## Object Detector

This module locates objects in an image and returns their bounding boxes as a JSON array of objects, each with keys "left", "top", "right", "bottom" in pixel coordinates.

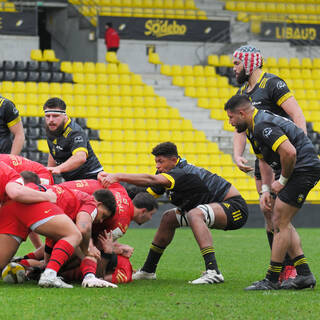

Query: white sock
[
  {"left": 84, "top": 273, "right": 95, "bottom": 280},
  {"left": 44, "top": 268, "right": 57, "bottom": 277}
]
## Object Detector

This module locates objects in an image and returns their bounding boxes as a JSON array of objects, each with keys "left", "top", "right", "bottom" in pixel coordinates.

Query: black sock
[
  {"left": 201, "top": 246, "right": 219, "bottom": 272},
  {"left": 141, "top": 243, "right": 165, "bottom": 273},
  {"left": 292, "top": 255, "right": 311, "bottom": 276},
  {"left": 266, "top": 261, "right": 283, "bottom": 283}
]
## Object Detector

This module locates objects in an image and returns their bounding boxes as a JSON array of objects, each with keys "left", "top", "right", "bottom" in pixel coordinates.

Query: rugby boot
[
  {"left": 245, "top": 278, "right": 280, "bottom": 290},
  {"left": 281, "top": 273, "right": 316, "bottom": 290}
]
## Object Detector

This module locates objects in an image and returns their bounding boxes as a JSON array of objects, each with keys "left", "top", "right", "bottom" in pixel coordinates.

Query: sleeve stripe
[
  {"left": 272, "top": 135, "right": 288, "bottom": 152},
  {"left": 277, "top": 92, "right": 293, "bottom": 106},
  {"left": 7, "top": 116, "right": 21, "bottom": 128},
  {"left": 146, "top": 187, "right": 161, "bottom": 198},
  {"left": 255, "top": 153, "right": 263, "bottom": 159},
  {"left": 71, "top": 147, "right": 88, "bottom": 155},
  {"left": 161, "top": 173, "right": 175, "bottom": 190}
]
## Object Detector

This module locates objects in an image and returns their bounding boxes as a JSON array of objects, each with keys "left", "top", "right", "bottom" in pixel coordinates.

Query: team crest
[
  {"left": 297, "top": 194, "right": 305, "bottom": 204},
  {"left": 276, "top": 81, "right": 286, "bottom": 89},
  {"left": 222, "top": 202, "right": 230, "bottom": 209},
  {"left": 74, "top": 136, "right": 84, "bottom": 143},
  {"left": 263, "top": 127, "right": 272, "bottom": 138}
]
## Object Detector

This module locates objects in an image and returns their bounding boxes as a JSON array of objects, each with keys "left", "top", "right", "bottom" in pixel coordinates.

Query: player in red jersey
[
  {"left": 0, "top": 154, "right": 54, "bottom": 185},
  {"left": 59, "top": 179, "right": 159, "bottom": 240}
]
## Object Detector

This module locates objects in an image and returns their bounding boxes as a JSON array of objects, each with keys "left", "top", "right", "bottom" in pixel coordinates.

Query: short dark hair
[
  {"left": 224, "top": 94, "right": 251, "bottom": 112},
  {"left": 151, "top": 142, "right": 178, "bottom": 157},
  {"left": 133, "top": 192, "right": 159, "bottom": 211},
  {"left": 106, "top": 22, "right": 113, "bottom": 28},
  {"left": 20, "top": 171, "right": 41, "bottom": 184},
  {"left": 43, "top": 97, "right": 66, "bottom": 111},
  {"left": 93, "top": 189, "right": 117, "bottom": 218}
]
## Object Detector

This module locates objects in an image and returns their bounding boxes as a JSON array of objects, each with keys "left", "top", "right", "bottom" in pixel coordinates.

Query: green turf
[{"left": 2, "top": 228, "right": 320, "bottom": 320}]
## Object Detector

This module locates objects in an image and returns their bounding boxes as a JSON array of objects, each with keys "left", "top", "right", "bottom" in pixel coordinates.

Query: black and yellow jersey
[
  {"left": 247, "top": 109, "right": 320, "bottom": 172},
  {"left": 147, "top": 158, "right": 231, "bottom": 212},
  {"left": 237, "top": 72, "right": 293, "bottom": 118},
  {"left": 0, "top": 96, "right": 21, "bottom": 153},
  {"left": 47, "top": 118, "right": 103, "bottom": 181}
]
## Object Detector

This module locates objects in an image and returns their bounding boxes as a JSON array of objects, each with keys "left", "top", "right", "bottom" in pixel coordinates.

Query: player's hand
[
  {"left": 98, "top": 230, "right": 113, "bottom": 254},
  {"left": 88, "top": 245, "right": 101, "bottom": 260},
  {"left": 234, "top": 156, "right": 253, "bottom": 173},
  {"left": 45, "top": 189, "right": 57, "bottom": 203},
  {"left": 121, "top": 245, "right": 134, "bottom": 258},
  {"left": 99, "top": 174, "right": 119, "bottom": 188},
  {"left": 271, "top": 180, "right": 284, "bottom": 195},
  {"left": 260, "top": 192, "right": 272, "bottom": 212},
  {"left": 47, "top": 166, "right": 62, "bottom": 175}
]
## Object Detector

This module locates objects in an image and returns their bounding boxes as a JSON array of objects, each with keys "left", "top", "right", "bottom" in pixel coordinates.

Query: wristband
[
  {"left": 279, "top": 175, "right": 288, "bottom": 186},
  {"left": 100, "top": 250, "right": 113, "bottom": 260},
  {"left": 261, "top": 184, "right": 271, "bottom": 193}
]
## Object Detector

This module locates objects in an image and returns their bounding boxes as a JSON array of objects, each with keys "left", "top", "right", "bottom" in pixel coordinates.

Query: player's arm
[
  {"left": 75, "top": 211, "right": 92, "bottom": 256},
  {"left": 281, "top": 96, "right": 307, "bottom": 134},
  {"left": 233, "top": 131, "right": 253, "bottom": 172},
  {"left": 99, "top": 172, "right": 172, "bottom": 188},
  {"left": 47, "top": 153, "right": 56, "bottom": 167},
  {"left": 9, "top": 121, "right": 25, "bottom": 155},
  {"left": 5, "top": 182, "right": 57, "bottom": 203},
  {"left": 271, "top": 139, "right": 296, "bottom": 194},
  {"left": 48, "top": 151, "right": 87, "bottom": 175}
]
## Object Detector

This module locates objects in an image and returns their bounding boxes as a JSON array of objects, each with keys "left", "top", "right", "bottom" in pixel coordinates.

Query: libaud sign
[
  {"left": 260, "top": 22, "right": 320, "bottom": 45},
  {"left": 98, "top": 16, "right": 230, "bottom": 42}
]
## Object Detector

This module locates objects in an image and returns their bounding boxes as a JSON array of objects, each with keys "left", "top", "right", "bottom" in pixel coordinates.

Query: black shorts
[
  {"left": 219, "top": 195, "right": 248, "bottom": 230},
  {"left": 254, "top": 158, "right": 281, "bottom": 180},
  {"left": 278, "top": 170, "right": 320, "bottom": 208}
]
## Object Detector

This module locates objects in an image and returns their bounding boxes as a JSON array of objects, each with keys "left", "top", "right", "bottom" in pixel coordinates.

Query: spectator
[{"left": 104, "top": 22, "right": 120, "bottom": 53}]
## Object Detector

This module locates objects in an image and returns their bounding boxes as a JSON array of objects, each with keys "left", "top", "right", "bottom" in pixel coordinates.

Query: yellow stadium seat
[
  {"left": 83, "top": 62, "right": 96, "bottom": 73},
  {"left": 208, "top": 55, "right": 219, "bottom": 66},
  {"left": 61, "top": 83, "right": 73, "bottom": 95},
  {"left": 85, "top": 84, "right": 97, "bottom": 95},
  {"left": 107, "top": 74, "right": 119, "bottom": 85},
  {"left": 106, "top": 52, "right": 119, "bottom": 64},
  {"left": 95, "top": 63, "right": 107, "bottom": 74},
  {"left": 118, "top": 63, "right": 130, "bottom": 74},
  {"left": 160, "top": 64, "right": 171, "bottom": 76},
  {"left": 13, "top": 82, "right": 26, "bottom": 94},
  {"left": 132, "top": 96, "right": 144, "bottom": 108},
  {"left": 106, "top": 63, "right": 118, "bottom": 74},
  {"left": 219, "top": 55, "right": 233, "bottom": 67},
  {"left": 301, "top": 57, "right": 312, "bottom": 69},
  {"left": 173, "top": 0, "right": 184, "bottom": 9},
  {"left": 171, "top": 65, "right": 182, "bottom": 76},
  {"left": 42, "top": 49, "right": 59, "bottom": 62},
  {"left": 204, "top": 66, "right": 216, "bottom": 77},
  {"left": 155, "top": 96, "right": 168, "bottom": 108},
  {"left": 278, "top": 57, "right": 289, "bottom": 68},
  {"left": 73, "top": 73, "right": 85, "bottom": 83},
  {"left": 206, "top": 77, "right": 217, "bottom": 87},
  {"left": 73, "top": 96, "right": 86, "bottom": 107},
  {"left": 131, "top": 85, "right": 144, "bottom": 96},
  {"left": 264, "top": 57, "right": 277, "bottom": 68},
  {"left": 72, "top": 62, "right": 84, "bottom": 73},
  {"left": 96, "top": 74, "right": 108, "bottom": 85},
  {"left": 73, "top": 83, "right": 85, "bottom": 95},
  {"left": 290, "top": 68, "right": 301, "bottom": 78},
  {"left": 131, "top": 74, "right": 143, "bottom": 85},
  {"left": 14, "top": 93, "right": 25, "bottom": 105},
  {"left": 279, "top": 68, "right": 291, "bottom": 80},
  {"left": 193, "top": 65, "right": 204, "bottom": 77},
  {"left": 25, "top": 82, "right": 38, "bottom": 94},
  {"left": 289, "top": 57, "right": 301, "bottom": 69},
  {"left": 301, "top": 69, "right": 311, "bottom": 80},
  {"left": 185, "top": 87, "right": 196, "bottom": 98},
  {"left": 49, "top": 83, "right": 62, "bottom": 95},
  {"left": 149, "top": 53, "right": 162, "bottom": 65},
  {"left": 84, "top": 73, "right": 96, "bottom": 84},
  {"left": 183, "top": 76, "right": 194, "bottom": 87},
  {"left": 60, "top": 61, "right": 73, "bottom": 73},
  {"left": 30, "top": 49, "right": 43, "bottom": 61}
]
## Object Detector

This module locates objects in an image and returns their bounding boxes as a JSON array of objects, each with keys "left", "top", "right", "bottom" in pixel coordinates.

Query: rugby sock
[
  {"left": 46, "top": 239, "right": 74, "bottom": 273},
  {"left": 23, "top": 252, "right": 36, "bottom": 260},
  {"left": 266, "top": 261, "right": 283, "bottom": 283},
  {"left": 141, "top": 243, "right": 165, "bottom": 273},
  {"left": 201, "top": 246, "right": 219, "bottom": 272},
  {"left": 293, "top": 255, "right": 311, "bottom": 276},
  {"left": 80, "top": 258, "right": 97, "bottom": 278}
]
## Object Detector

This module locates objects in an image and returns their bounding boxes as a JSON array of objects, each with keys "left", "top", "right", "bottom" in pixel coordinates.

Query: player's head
[
  {"left": 105, "top": 22, "right": 112, "bottom": 29},
  {"left": 132, "top": 192, "right": 159, "bottom": 225},
  {"left": 224, "top": 95, "right": 253, "bottom": 133},
  {"left": 151, "top": 142, "right": 179, "bottom": 173},
  {"left": 43, "top": 97, "right": 68, "bottom": 137},
  {"left": 93, "top": 189, "right": 117, "bottom": 223},
  {"left": 20, "top": 171, "right": 41, "bottom": 185},
  {"left": 233, "top": 45, "right": 263, "bottom": 84}
]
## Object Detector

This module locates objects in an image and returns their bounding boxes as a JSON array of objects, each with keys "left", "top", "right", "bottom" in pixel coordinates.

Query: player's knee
[
  {"left": 186, "top": 208, "right": 202, "bottom": 222},
  {"left": 161, "top": 209, "right": 177, "bottom": 224}
]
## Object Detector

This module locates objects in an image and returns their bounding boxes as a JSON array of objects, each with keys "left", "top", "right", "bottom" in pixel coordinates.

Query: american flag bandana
[{"left": 233, "top": 45, "right": 263, "bottom": 76}]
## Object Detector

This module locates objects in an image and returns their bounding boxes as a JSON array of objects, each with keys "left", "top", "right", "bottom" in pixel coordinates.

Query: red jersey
[
  {"left": 0, "top": 154, "right": 54, "bottom": 185},
  {"left": 0, "top": 161, "right": 24, "bottom": 203},
  {"left": 60, "top": 180, "right": 134, "bottom": 240},
  {"left": 105, "top": 27, "right": 119, "bottom": 49},
  {"left": 27, "top": 183, "right": 97, "bottom": 222}
]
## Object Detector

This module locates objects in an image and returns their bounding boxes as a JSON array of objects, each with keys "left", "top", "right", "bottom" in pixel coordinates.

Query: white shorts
[{"left": 175, "top": 204, "right": 215, "bottom": 228}]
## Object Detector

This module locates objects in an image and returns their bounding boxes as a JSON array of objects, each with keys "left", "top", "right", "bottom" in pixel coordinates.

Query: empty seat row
[
  {"left": 172, "top": 75, "right": 230, "bottom": 88},
  {"left": 161, "top": 64, "right": 216, "bottom": 77},
  {"left": 0, "top": 71, "right": 72, "bottom": 83},
  {"left": 0, "top": 61, "right": 61, "bottom": 72},
  {"left": 60, "top": 61, "right": 130, "bottom": 74}
]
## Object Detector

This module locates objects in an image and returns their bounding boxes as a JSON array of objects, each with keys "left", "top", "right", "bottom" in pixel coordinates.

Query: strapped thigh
[{"left": 175, "top": 208, "right": 189, "bottom": 227}]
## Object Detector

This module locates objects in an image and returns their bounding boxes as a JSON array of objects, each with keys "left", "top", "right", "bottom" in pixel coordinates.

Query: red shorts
[
  {"left": 112, "top": 255, "right": 132, "bottom": 284},
  {"left": 0, "top": 200, "right": 64, "bottom": 241}
]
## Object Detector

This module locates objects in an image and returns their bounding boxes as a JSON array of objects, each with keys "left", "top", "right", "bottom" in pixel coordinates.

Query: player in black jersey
[
  {"left": 232, "top": 45, "right": 306, "bottom": 280},
  {"left": 225, "top": 95, "right": 320, "bottom": 290},
  {"left": 0, "top": 96, "right": 25, "bottom": 154},
  {"left": 98, "top": 142, "right": 249, "bottom": 284},
  {"left": 43, "top": 98, "right": 103, "bottom": 181}
]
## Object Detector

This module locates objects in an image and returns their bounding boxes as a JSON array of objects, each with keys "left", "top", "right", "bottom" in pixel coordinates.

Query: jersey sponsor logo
[
  {"left": 55, "top": 145, "right": 63, "bottom": 151},
  {"left": 252, "top": 101, "right": 262, "bottom": 106},
  {"left": 74, "top": 136, "right": 84, "bottom": 143},
  {"left": 263, "top": 127, "right": 272, "bottom": 138},
  {"left": 276, "top": 81, "right": 286, "bottom": 89},
  {"left": 44, "top": 209, "right": 52, "bottom": 214}
]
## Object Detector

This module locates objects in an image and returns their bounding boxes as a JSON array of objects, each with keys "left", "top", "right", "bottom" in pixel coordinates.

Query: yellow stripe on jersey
[
  {"left": 272, "top": 135, "right": 288, "bottom": 152},
  {"left": 7, "top": 116, "right": 21, "bottom": 128},
  {"left": 72, "top": 147, "right": 88, "bottom": 155},
  {"left": 277, "top": 92, "right": 293, "bottom": 106},
  {"left": 251, "top": 108, "right": 259, "bottom": 131},
  {"left": 146, "top": 187, "right": 161, "bottom": 198},
  {"left": 161, "top": 173, "right": 175, "bottom": 190},
  {"left": 259, "top": 78, "right": 268, "bottom": 89},
  {"left": 0, "top": 98, "right": 5, "bottom": 107}
]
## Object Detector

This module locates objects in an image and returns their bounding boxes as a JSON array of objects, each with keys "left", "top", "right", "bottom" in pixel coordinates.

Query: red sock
[
  {"left": 46, "top": 239, "right": 74, "bottom": 273},
  {"left": 24, "top": 252, "right": 36, "bottom": 260},
  {"left": 19, "top": 259, "right": 30, "bottom": 267},
  {"left": 80, "top": 258, "right": 97, "bottom": 278}
]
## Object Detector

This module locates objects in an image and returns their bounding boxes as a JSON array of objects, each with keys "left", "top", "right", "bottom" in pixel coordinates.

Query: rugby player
[
  {"left": 225, "top": 94, "right": 320, "bottom": 290},
  {"left": 43, "top": 97, "right": 103, "bottom": 181},
  {"left": 99, "top": 142, "right": 249, "bottom": 285},
  {"left": 232, "top": 45, "right": 306, "bottom": 280}
]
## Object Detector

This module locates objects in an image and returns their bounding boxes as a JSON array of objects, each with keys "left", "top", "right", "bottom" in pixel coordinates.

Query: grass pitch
[{"left": 1, "top": 228, "right": 320, "bottom": 320}]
